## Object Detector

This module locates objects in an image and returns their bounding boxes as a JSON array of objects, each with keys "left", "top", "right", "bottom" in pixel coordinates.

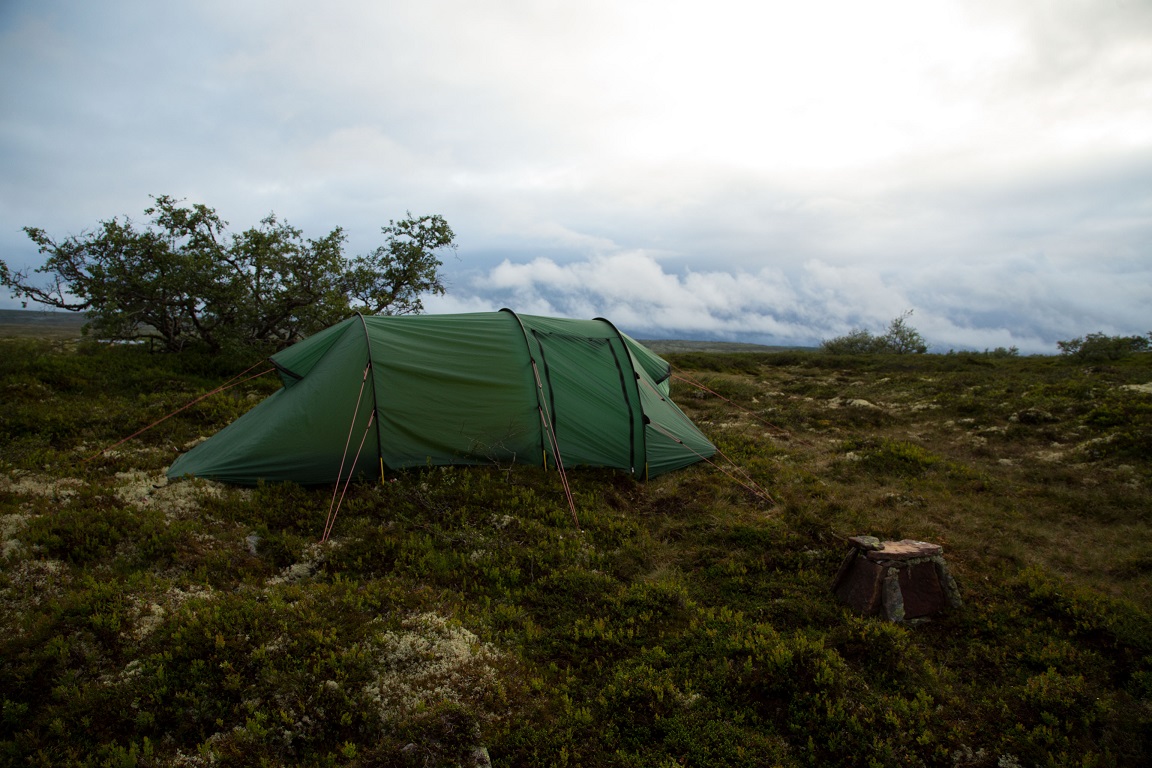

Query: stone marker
[{"left": 832, "top": 538, "right": 961, "bottom": 622}]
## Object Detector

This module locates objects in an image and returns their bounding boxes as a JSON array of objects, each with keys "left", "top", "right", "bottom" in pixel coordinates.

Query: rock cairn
[{"left": 832, "top": 536, "right": 961, "bottom": 622}]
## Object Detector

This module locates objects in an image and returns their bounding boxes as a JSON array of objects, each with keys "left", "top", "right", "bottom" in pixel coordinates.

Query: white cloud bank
[
  {"left": 1, "top": 0, "right": 1150, "bottom": 353},
  {"left": 426, "top": 246, "right": 1150, "bottom": 354}
]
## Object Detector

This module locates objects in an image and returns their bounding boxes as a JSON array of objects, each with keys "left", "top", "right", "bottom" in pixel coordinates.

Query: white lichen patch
[
  {"left": 113, "top": 472, "right": 230, "bottom": 519},
  {"left": 182, "top": 436, "right": 211, "bottom": 451},
  {"left": 1076, "top": 434, "right": 1117, "bottom": 454},
  {"left": 102, "top": 658, "right": 145, "bottom": 688},
  {"left": 169, "top": 732, "right": 226, "bottom": 767},
  {"left": 0, "top": 471, "right": 85, "bottom": 499},
  {"left": 124, "top": 584, "right": 216, "bottom": 641},
  {"left": 268, "top": 561, "right": 316, "bottom": 585},
  {"left": 490, "top": 514, "right": 516, "bottom": 529},
  {"left": 1121, "top": 382, "right": 1152, "bottom": 395},
  {"left": 363, "top": 612, "right": 506, "bottom": 724},
  {"left": 1, "top": 513, "right": 31, "bottom": 558},
  {"left": 85, "top": 444, "right": 166, "bottom": 462},
  {"left": 114, "top": 470, "right": 168, "bottom": 507},
  {"left": 131, "top": 602, "right": 167, "bottom": 642},
  {"left": 827, "top": 396, "right": 886, "bottom": 411},
  {"left": 266, "top": 540, "right": 332, "bottom": 586},
  {"left": 0, "top": 559, "right": 68, "bottom": 635},
  {"left": 151, "top": 478, "right": 231, "bottom": 519}
]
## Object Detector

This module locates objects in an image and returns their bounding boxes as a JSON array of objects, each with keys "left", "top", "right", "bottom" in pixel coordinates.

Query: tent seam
[
  {"left": 499, "top": 308, "right": 549, "bottom": 462},
  {"left": 593, "top": 316, "right": 648, "bottom": 476}
]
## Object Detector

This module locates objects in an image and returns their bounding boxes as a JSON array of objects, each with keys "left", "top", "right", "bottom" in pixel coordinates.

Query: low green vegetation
[
  {"left": 2, "top": 339, "right": 1150, "bottom": 766},
  {"left": 1057, "top": 332, "right": 1152, "bottom": 362},
  {"left": 820, "top": 310, "right": 929, "bottom": 355}
]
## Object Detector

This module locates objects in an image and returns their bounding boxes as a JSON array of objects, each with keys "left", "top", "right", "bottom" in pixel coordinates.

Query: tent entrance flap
[
  {"left": 531, "top": 330, "right": 642, "bottom": 473},
  {"left": 365, "top": 312, "right": 539, "bottom": 470}
]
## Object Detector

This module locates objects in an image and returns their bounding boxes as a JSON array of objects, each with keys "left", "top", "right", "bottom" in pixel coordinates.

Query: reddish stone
[
  {"left": 898, "top": 561, "right": 946, "bottom": 618},
  {"left": 833, "top": 555, "right": 885, "bottom": 615}
]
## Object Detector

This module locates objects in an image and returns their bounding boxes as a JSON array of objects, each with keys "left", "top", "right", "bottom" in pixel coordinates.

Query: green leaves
[
  {"left": 347, "top": 213, "right": 456, "bottom": 316},
  {"left": 1057, "top": 332, "right": 1152, "bottom": 361},
  {"left": 821, "top": 310, "right": 929, "bottom": 355},
  {"left": 4, "top": 198, "right": 457, "bottom": 352}
]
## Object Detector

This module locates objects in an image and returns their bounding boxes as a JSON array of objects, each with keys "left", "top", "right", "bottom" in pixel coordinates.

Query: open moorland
[
  {"left": 1, "top": 335, "right": 1150, "bottom": 767},
  {"left": 0, "top": 309, "right": 88, "bottom": 340}
]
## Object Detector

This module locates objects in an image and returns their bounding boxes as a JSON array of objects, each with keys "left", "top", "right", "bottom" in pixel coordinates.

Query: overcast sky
[{"left": 1, "top": 0, "right": 1149, "bottom": 352}]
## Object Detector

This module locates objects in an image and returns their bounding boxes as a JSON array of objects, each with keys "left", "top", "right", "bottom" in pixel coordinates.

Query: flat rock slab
[
  {"left": 865, "top": 539, "right": 943, "bottom": 561},
  {"left": 847, "top": 535, "right": 882, "bottom": 551}
]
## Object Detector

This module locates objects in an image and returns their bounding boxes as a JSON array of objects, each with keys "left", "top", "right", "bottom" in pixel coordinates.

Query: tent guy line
[
  {"left": 529, "top": 355, "right": 581, "bottom": 531},
  {"left": 81, "top": 362, "right": 276, "bottom": 465},
  {"left": 322, "top": 408, "right": 377, "bottom": 543},
  {"left": 322, "top": 361, "right": 374, "bottom": 543}
]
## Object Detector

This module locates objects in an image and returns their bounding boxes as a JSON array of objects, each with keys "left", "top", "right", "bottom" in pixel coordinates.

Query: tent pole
[{"left": 355, "top": 312, "right": 385, "bottom": 474}]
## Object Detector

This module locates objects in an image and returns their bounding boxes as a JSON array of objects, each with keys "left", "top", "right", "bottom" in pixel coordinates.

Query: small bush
[
  {"left": 1057, "top": 332, "right": 1151, "bottom": 362},
  {"left": 836, "top": 437, "right": 942, "bottom": 477},
  {"left": 822, "top": 311, "right": 928, "bottom": 355}
]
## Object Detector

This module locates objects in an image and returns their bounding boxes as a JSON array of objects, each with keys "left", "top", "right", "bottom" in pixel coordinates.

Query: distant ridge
[
  {"left": 638, "top": 339, "right": 814, "bottom": 354},
  {"left": 0, "top": 309, "right": 815, "bottom": 352},
  {"left": 0, "top": 309, "right": 87, "bottom": 339}
]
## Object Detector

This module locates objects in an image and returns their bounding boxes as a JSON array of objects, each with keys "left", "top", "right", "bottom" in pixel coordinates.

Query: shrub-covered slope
[{"left": 1, "top": 340, "right": 1150, "bottom": 766}]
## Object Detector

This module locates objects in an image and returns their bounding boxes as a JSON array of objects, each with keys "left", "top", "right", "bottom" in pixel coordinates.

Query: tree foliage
[
  {"left": 821, "top": 310, "right": 928, "bottom": 355},
  {"left": 1, "top": 196, "right": 456, "bottom": 352},
  {"left": 346, "top": 215, "right": 455, "bottom": 316},
  {"left": 1057, "top": 332, "right": 1151, "bottom": 362}
]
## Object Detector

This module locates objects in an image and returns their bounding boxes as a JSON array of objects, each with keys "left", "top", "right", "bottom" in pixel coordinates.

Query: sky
[{"left": 1, "top": 0, "right": 1149, "bottom": 353}]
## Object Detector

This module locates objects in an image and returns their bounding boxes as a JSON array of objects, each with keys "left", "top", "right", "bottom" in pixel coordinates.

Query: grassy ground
[
  {"left": 1, "top": 339, "right": 1149, "bottom": 767},
  {"left": 0, "top": 310, "right": 87, "bottom": 340}
]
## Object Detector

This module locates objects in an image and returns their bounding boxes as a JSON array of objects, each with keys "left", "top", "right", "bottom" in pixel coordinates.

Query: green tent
[{"left": 167, "top": 310, "right": 715, "bottom": 485}]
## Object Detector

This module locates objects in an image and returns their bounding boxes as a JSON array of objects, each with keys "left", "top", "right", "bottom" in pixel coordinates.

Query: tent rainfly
[{"left": 166, "top": 310, "right": 716, "bottom": 485}]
